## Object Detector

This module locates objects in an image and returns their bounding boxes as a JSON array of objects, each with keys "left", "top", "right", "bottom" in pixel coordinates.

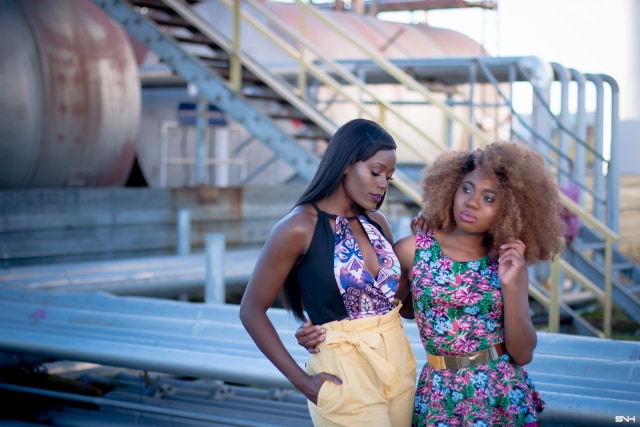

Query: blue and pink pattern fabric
[{"left": 333, "top": 215, "right": 400, "bottom": 319}]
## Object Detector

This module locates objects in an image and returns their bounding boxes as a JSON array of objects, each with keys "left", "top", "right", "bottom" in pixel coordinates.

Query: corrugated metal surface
[
  {"left": 0, "top": 288, "right": 638, "bottom": 426},
  {"left": 0, "top": 249, "right": 258, "bottom": 296}
]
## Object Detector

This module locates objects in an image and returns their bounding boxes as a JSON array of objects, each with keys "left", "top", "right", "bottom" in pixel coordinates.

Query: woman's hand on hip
[{"left": 299, "top": 372, "right": 342, "bottom": 405}]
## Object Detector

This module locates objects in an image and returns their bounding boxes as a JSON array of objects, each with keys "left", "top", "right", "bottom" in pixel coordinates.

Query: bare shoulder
[
  {"left": 367, "top": 209, "right": 394, "bottom": 241},
  {"left": 268, "top": 204, "right": 317, "bottom": 248},
  {"left": 395, "top": 233, "right": 416, "bottom": 245},
  {"left": 394, "top": 233, "right": 417, "bottom": 254},
  {"left": 393, "top": 234, "right": 417, "bottom": 268},
  {"left": 367, "top": 209, "right": 389, "bottom": 226}
]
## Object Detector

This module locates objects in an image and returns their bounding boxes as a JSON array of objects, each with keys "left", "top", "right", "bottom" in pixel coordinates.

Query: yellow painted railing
[
  {"left": 295, "top": 0, "right": 492, "bottom": 147},
  {"left": 218, "top": 0, "right": 459, "bottom": 162},
  {"left": 529, "top": 193, "right": 618, "bottom": 337}
]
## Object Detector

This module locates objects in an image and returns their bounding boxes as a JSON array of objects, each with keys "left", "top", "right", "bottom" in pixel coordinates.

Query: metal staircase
[
  {"left": 90, "top": 0, "right": 639, "bottom": 337},
  {"left": 94, "top": 0, "right": 328, "bottom": 183},
  {"left": 565, "top": 227, "right": 640, "bottom": 322},
  {"left": 91, "top": 0, "right": 433, "bottom": 199},
  {"left": 92, "top": 0, "right": 506, "bottom": 201},
  {"left": 325, "top": 58, "right": 636, "bottom": 337},
  {"left": 402, "top": 56, "right": 640, "bottom": 334},
  {"left": 326, "top": 54, "right": 640, "bottom": 335}
]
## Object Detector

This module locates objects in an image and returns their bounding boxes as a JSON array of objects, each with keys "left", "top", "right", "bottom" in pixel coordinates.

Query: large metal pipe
[
  {"left": 0, "top": 289, "right": 638, "bottom": 426},
  {"left": 623, "top": 0, "right": 640, "bottom": 120},
  {"left": 0, "top": 383, "right": 291, "bottom": 427},
  {"left": 0, "top": 0, "right": 140, "bottom": 189}
]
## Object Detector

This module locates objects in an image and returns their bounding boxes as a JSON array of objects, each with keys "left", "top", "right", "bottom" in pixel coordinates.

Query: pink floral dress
[{"left": 411, "top": 231, "right": 545, "bottom": 427}]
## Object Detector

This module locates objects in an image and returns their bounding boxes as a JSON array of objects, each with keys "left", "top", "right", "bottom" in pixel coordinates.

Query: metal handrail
[
  {"left": 168, "top": 0, "right": 423, "bottom": 198},
  {"left": 295, "top": 0, "right": 494, "bottom": 146},
  {"left": 161, "top": 0, "right": 338, "bottom": 134},
  {"left": 158, "top": 121, "right": 246, "bottom": 188},
  {"left": 217, "top": 0, "right": 448, "bottom": 162},
  {"left": 546, "top": 193, "right": 618, "bottom": 337}
]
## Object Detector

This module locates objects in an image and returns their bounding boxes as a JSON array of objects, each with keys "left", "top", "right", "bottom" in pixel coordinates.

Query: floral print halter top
[{"left": 333, "top": 213, "right": 400, "bottom": 319}]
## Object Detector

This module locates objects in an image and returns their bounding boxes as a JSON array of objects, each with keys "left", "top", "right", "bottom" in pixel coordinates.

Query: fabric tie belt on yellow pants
[
  {"left": 305, "top": 304, "right": 417, "bottom": 427},
  {"left": 324, "top": 329, "right": 396, "bottom": 387}
]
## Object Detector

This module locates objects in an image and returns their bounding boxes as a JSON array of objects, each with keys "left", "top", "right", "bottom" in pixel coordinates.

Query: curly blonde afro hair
[{"left": 420, "top": 141, "right": 565, "bottom": 264}]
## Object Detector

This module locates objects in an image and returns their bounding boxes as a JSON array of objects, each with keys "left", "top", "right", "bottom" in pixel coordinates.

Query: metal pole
[
  {"left": 600, "top": 74, "right": 620, "bottom": 234},
  {"left": 569, "top": 68, "right": 587, "bottom": 187},
  {"left": 177, "top": 209, "right": 191, "bottom": 255},
  {"left": 196, "top": 95, "right": 208, "bottom": 185},
  {"left": 551, "top": 62, "right": 571, "bottom": 183},
  {"left": 585, "top": 74, "right": 605, "bottom": 223},
  {"left": 548, "top": 255, "right": 560, "bottom": 333},
  {"left": 214, "top": 127, "right": 230, "bottom": 187},
  {"left": 205, "top": 233, "right": 226, "bottom": 304},
  {"left": 160, "top": 122, "right": 169, "bottom": 188},
  {"left": 520, "top": 56, "right": 553, "bottom": 158}
]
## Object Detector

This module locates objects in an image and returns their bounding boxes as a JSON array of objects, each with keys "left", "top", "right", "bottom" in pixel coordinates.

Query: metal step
[
  {"left": 91, "top": 0, "right": 327, "bottom": 183},
  {"left": 564, "top": 244, "right": 640, "bottom": 325}
]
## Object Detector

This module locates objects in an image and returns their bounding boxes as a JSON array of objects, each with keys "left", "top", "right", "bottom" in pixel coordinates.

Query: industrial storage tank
[
  {"left": 0, "top": 0, "right": 489, "bottom": 189},
  {"left": 135, "top": 0, "right": 490, "bottom": 187},
  {"left": 0, "top": 0, "right": 140, "bottom": 189}
]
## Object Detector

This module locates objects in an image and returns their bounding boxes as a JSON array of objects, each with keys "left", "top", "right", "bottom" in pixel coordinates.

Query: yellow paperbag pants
[{"left": 305, "top": 304, "right": 416, "bottom": 427}]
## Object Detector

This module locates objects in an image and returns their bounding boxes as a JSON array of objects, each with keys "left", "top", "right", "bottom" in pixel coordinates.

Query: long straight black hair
[{"left": 283, "top": 118, "right": 397, "bottom": 321}]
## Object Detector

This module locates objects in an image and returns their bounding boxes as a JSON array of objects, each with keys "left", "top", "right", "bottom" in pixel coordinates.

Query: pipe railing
[
  {"left": 546, "top": 193, "right": 618, "bottom": 337},
  {"left": 295, "top": 0, "right": 494, "bottom": 148},
  {"left": 217, "top": 0, "right": 450, "bottom": 162}
]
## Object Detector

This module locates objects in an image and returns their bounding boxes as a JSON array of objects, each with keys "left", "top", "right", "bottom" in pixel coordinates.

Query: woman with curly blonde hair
[{"left": 394, "top": 140, "right": 564, "bottom": 426}]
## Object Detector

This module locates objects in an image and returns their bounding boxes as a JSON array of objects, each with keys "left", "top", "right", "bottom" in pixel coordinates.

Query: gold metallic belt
[{"left": 427, "top": 343, "right": 506, "bottom": 370}]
